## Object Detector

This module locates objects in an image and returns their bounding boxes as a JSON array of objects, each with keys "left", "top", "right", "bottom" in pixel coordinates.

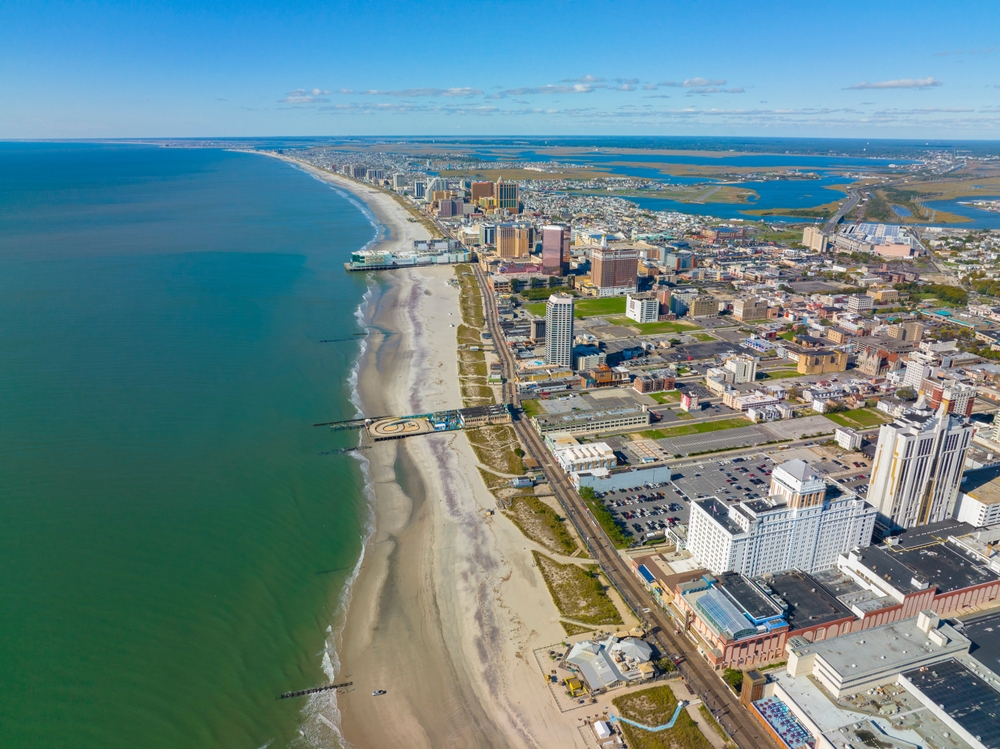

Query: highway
[
  {"left": 823, "top": 187, "right": 861, "bottom": 234},
  {"left": 472, "top": 265, "right": 776, "bottom": 749}
]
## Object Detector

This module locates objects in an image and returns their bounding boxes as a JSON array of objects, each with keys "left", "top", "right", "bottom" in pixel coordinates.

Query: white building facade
[
  {"left": 866, "top": 406, "right": 974, "bottom": 531},
  {"left": 625, "top": 294, "right": 659, "bottom": 324},
  {"left": 687, "top": 460, "right": 876, "bottom": 576},
  {"left": 544, "top": 294, "right": 575, "bottom": 368}
]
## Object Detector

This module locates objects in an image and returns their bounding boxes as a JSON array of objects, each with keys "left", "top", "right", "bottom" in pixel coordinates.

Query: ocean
[{"left": 0, "top": 143, "right": 376, "bottom": 748}]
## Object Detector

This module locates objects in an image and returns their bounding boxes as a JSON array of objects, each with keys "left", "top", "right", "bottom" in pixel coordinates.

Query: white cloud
[
  {"left": 846, "top": 77, "right": 942, "bottom": 90},
  {"left": 356, "top": 87, "right": 482, "bottom": 97},
  {"left": 686, "top": 87, "right": 745, "bottom": 95}
]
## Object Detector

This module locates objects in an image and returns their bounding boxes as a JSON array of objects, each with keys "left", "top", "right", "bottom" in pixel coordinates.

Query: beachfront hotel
[{"left": 544, "top": 293, "right": 574, "bottom": 368}]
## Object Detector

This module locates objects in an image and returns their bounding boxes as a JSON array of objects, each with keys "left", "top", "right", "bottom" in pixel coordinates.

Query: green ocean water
[{"left": 0, "top": 143, "right": 376, "bottom": 748}]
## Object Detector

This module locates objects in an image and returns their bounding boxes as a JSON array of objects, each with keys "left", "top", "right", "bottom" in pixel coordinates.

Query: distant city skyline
[{"left": 3, "top": 0, "right": 1000, "bottom": 139}]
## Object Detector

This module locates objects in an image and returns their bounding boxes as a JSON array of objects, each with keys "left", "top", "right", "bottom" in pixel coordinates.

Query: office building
[
  {"left": 902, "top": 357, "right": 933, "bottom": 390},
  {"left": 495, "top": 178, "right": 519, "bottom": 213},
  {"left": 888, "top": 321, "right": 924, "bottom": 342},
  {"left": 664, "top": 251, "right": 696, "bottom": 272},
  {"left": 496, "top": 223, "right": 532, "bottom": 259},
  {"left": 426, "top": 176, "right": 448, "bottom": 196},
  {"left": 544, "top": 294, "right": 574, "bottom": 368},
  {"left": 733, "top": 298, "right": 769, "bottom": 322},
  {"left": 686, "top": 460, "right": 876, "bottom": 577},
  {"left": 479, "top": 222, "right": 496, "bottom": 246},
  {"left": 591, "top": 246, "right": 639, "bottom": 296},
  {"left": 847, "top": 295, "right": 874, "bottom": 314},
  {"left": 723, "top": 354, "right": 758, "bottom": 385},
  {"left": 866, "top": 405, "right": 974, "bottom": 531},
  {"left": 541, "top": 224, "right": 570, "bottom": 275},
  {"left": 413, "top": 181, "right": 426, "bottom": 200},
  {"left": 689, "top": 296, "right": 719, "bottom": 318},
  {"left": 625, "top": 294, "right": 659, "bottom": 324}
]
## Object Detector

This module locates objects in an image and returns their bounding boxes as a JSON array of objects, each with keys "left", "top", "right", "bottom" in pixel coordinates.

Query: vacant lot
[
  {"left": 606, "top": 316, "right": 701, "bottom": 334},
  {"left": 612, "top": 685, "right": 714, "bottom": 749},
  {"left": 649, "top": 390, "right": 682, "bottom": 404},
  {"left": 642, "top": 417, "right": 749, "bottom": 440},
  {"left": 533, "top": 552, "right": 623, "bottom": 625},
  {"left": 824, "top": 408, "right": 890, "bottom": 429}
]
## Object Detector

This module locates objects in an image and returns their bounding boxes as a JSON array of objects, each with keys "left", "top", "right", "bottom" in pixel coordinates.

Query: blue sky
[{"left": 3, "top": 0, "right": 1000, "bottom": 139}]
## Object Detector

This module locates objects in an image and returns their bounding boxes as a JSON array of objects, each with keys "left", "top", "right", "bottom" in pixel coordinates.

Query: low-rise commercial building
[{"left": 785, "top": 611, "right": 969, "bottom": 698}]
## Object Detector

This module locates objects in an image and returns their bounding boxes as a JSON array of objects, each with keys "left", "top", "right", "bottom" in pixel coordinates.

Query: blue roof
[{"left": 638, "top": 565, "right": 656, "bottom": 584}]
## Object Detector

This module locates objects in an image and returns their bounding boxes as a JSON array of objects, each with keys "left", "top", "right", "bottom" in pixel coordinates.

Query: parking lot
[
  {"left": 595, "top": 483, "right": 690, "bottom": 543},
  {"left": 671, "top": 454, "right": 776, "bottom": 504}
]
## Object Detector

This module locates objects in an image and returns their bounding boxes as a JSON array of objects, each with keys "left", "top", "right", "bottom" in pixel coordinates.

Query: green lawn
[
  {"left": 609, "top": 319, "right": 701, "bottom": 334},
  {"left": 824, "top": 408, "right": 890, "bottom": 429},
  {"left": 692, "top": 332, "right": 716, "bottom": 342},
  {"left": 525, "top": 302, "right": 546, "bottom": 317},
  {"left": 520, "top": 399, "right": 544, "bottom": 418},
  {"left": 574, "top": 296, "right": 628, "bottom": 318},
  {"left": 640, "top": 417, "right": 749, "bottom": 440},
  {"left": 649, "top": 390, "right": 682, "bottom": 404},
  {"left": 757, "top": 368, "right": 803, "bottom": 380}
]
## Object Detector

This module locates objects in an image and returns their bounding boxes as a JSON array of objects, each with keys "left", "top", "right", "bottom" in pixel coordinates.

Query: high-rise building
[
  {"left": 625, "top": 294, "right": 659, "bottom": 323},
  {"left": 866, "top": 405, "right": 974, "bottom": 531},
  {"left": 496, "top": 223, "right": 532, "bottom": 259},
  {"left": 479, "top": 223, "right": 496, "bottom": 246},
  {"left": 495, "top": 179, "right": 519, "bottom": 213},
  {"left": 426, "top": 177, "right": 448, "bottom": 198},
  {"left": 591, "top": 246, "right": 639, "bottom": 297},
  {"left": 544, "top": 294, "right": 574, "bottom": 368},
  {"left": 392, "top": 173, "right": 406, "bottom": 190},
  {"left": 687, "top": 459, "right": 875, "bottom": 576},
  {"left": 888, "top": 322, "right": 924, "bottom": 343},
  {"left": 413, "top": 181, "right": 426, "bottom": 200},
  {"left": 928, "top": 381, "right": 976, "bottom": 418},
  {"left": 470, "top": 181, "right": 494, "bottom": 204},
  {"left": 541, "top": 225, "right": 570, "bottom": 275},
  {"left": 902, "top": 357, "right": 933, "bottom": 390},
  {"left": 351, "top": 165, "right": 368, "bottom": 180}
]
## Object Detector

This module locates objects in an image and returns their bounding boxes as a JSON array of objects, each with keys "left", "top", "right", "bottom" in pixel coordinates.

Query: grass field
[
  {"left": 641, "top": 417, "right": 749, "bottom": 440},
  {"left": 505, "top": 496, "right": 576, "bottom": 555},
  {"left": 649, "top": 390, "right": 682, "bottom": 404},
  {"left": 612, "top": 685, "right": 714, "bottom": 749},
  {"left": 604, "top": 316, "right": 701, "bottom": 334},
  {"left": 692, "top": 332, "right": 716, "bottom": 342},
  {"left": 824, "top": 408, "right": 890, "bottom": 429},
  {"left": 520, "top": 399, "right": 544, "bottom": 418},
  {"left": 574, "top": 297, "right": 628, "bottom": 318},
  {"left": 525, "top": 301, "right": 546, "bottom": 317},
  {"left": 758, "top": 368, "right": 803, "bottom": 380}
]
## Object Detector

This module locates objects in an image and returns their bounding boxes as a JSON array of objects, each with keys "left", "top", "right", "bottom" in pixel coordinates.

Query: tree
[
  {"left": 895, "top": 387, "right": 915, "bottom": 401},
  {"left": 722, "top": 668, "right": 744, "bottom": 692}
]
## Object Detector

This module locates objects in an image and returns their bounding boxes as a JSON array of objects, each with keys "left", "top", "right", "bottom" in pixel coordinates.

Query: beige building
[
  {"left": 888, "top": 321, "right": 924, "bottom": 342},
  {"left": 797, "top": 349, "right": 848, "bottom": 375},
  {"left": 733, "top": 298, "right": 769, "bottom": 322},
  {"left": 802, "top": 226, "right": 827, "bottom": 252},
  {"left": 496, "top": 223, "right": 532, "bottom": 259},
  {"left": 689, "top": 295, "right": 719, "bottom": 318}
]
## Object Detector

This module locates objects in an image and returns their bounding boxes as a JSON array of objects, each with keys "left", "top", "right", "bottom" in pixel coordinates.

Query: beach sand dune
[{"left": 264, "top": 162, "right": 588, "bottom": 747}]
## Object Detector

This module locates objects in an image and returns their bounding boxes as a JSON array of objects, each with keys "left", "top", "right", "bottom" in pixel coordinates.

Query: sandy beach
[{"left": 269, "top": 159, "right": 594, "bottom": 748}]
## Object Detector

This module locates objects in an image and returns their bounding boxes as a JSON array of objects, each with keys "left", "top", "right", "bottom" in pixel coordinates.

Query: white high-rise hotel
[
  {"left": 544, "top": 294, "right": 574, "bottom": 369},
  {"left": 866, "top": 404, "right": 973, "bottom": 531},
  {"left": 687, "top": 459, "right": 875, "bottom": 576}
]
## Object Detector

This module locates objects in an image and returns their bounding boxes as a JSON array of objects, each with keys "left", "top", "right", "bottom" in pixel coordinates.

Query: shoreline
[{"left": 265, "top": 155, "right": 591, "bottom": 748}]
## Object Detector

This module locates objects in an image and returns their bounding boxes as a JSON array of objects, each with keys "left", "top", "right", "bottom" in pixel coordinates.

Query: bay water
[{"left": 0, "top": 143, "right": 376, "bottom": 748}]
